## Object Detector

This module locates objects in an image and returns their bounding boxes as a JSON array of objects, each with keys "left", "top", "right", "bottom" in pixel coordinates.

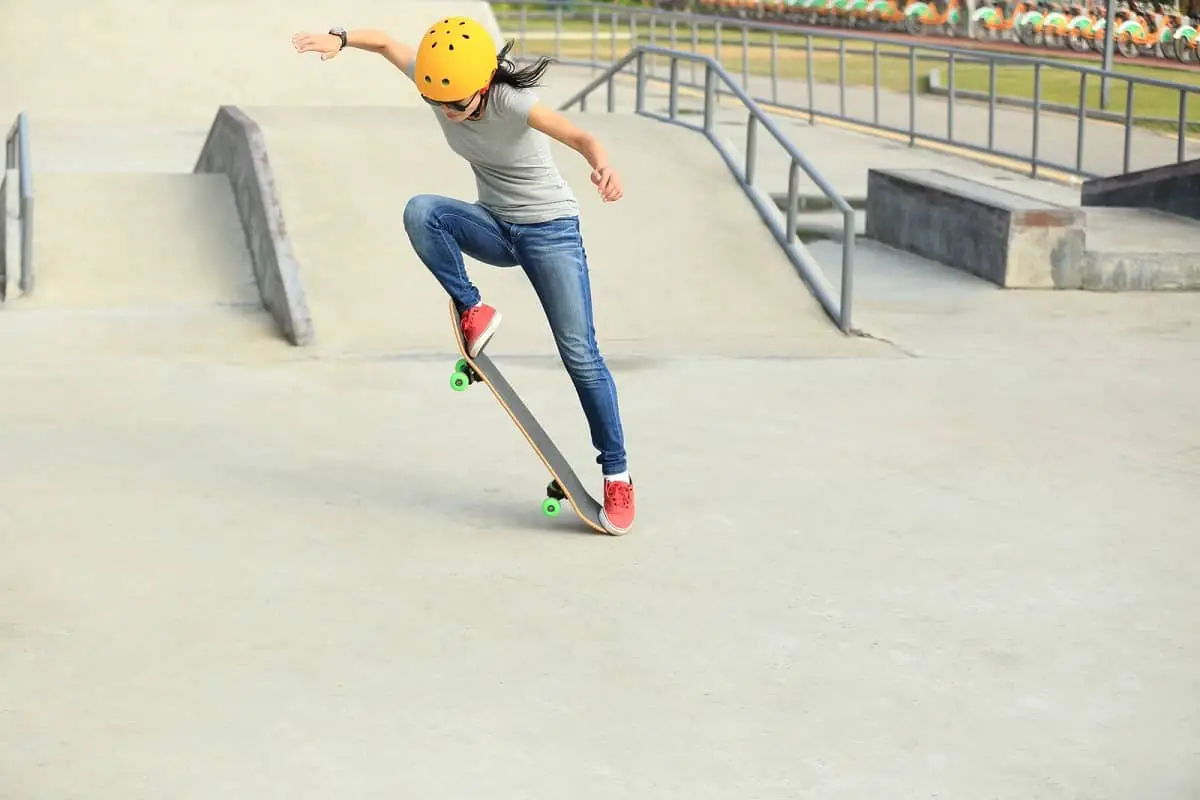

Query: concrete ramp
[
  {"left": 26, "top": 173, "right": 256, "bottom": 310},
  {"left": 249, "top": 107, "right": 876, "bottom": 358},
  {"left": 0, "top": 0, "right": 501, "bottom": 126},
  {"left": 0, "top": 173, "right": 280, "bottom": 360}
]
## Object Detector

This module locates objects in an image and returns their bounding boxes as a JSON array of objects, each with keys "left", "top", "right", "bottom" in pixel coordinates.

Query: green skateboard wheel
[
  {"left": 450, "top": 371, "right": 470, "bottom": 392},
  {"left": 542, "top": 497, "right": 561, "bottom": 517},
  {"left": 455, "top": 358, "right": 469, "bottom": 374}
]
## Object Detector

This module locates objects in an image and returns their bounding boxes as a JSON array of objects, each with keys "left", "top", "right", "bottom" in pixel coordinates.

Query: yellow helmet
[{"left": 414, "top": 17, "right": 499, "bottom": 102}]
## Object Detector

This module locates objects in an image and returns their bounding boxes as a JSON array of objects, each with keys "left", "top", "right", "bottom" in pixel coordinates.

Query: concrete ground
[{"left": 2, "top": 11, "right": 1199, "bottom": 800}]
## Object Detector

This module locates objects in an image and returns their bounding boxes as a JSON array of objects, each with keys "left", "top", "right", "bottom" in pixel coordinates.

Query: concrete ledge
[
  {"left": 865, "top": 168, "right": 1085, "bottom": 288},
  {"left": 194, "top": 106, "right": 313, "bottom": 346},
  {"left": 1081, "top": 158, "right": 1200, "bottom": 222},
  {"left": 1083, "top": 251, "right": 1200, "bottom": 290}
]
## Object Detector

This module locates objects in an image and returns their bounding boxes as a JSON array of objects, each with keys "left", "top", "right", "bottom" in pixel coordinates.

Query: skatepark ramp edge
[
  {"left": 555, "top": 45, "right": 857, "bottom": 334},
  {"left": 2, "top": 112, "right": 34, "bottom": 301},
  {"left": 193, "top": 106, "right": 312, "bottom": 346}
]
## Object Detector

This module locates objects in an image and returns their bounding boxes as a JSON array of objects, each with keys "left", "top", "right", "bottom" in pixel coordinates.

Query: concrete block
[
  {"left": 1081, "top": 158, "right": 1200, "bottom": 221},
  {"left": 194, "top": 106, "right": 313, "bottom": 346},
  {"left": 865, "top": 168, "right": 1086, "bottom": 289}
]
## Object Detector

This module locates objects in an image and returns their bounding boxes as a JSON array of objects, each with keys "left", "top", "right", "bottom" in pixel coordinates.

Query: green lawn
[{"left": 502, "top": 15, "right": 1200, "bottom": 129}]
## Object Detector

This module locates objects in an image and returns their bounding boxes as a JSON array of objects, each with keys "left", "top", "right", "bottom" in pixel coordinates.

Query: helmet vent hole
[
  {"left": 430, "top": 41, "right": 437, "bottom": 49},
  {"left": 448, "top": 43, "right": 455, "bottom": 51},
  {"left": 462, "top": 34, "right": 470, "bottom": 39},
  {"left": 440, "top": 78, "right": 450, "bottom": 86}
]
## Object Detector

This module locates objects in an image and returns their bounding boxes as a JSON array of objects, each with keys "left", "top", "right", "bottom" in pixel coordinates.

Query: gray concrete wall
[{"left": 194, "top": 106, "right": 313, "bottom": 346}]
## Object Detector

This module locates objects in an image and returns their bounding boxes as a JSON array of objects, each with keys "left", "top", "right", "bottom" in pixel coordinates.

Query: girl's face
[{"left": 428, "top": 90, "right": 483, "bottom": 123}]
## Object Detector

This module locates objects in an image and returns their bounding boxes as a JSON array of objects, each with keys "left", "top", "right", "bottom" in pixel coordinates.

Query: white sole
[{"left": 599, "top": 508, "right": 633, "bottom": 536}]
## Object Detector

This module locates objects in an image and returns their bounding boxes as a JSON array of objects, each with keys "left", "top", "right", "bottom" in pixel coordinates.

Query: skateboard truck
[
  {"left": 543, "top": 480, "right": 567, "bottom": 518},
  {"left": 450, "top": 358, "right": 480, "bottom": 391}
]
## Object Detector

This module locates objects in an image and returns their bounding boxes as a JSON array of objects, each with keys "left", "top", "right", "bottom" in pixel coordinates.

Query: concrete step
[{"left": 1082, "top": 207, "right": 1200, "bottom": 291}]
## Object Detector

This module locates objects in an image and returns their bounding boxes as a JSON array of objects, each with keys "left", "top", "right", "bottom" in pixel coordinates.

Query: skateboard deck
[{"left": 446, "top": 299, "right": 611, "bottom": 535}]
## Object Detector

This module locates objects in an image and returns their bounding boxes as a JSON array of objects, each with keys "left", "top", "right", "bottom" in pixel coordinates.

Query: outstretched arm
[
  {"left": 527, "top": 104, "right": 624, "bottom": 203},
  {"left": 291, "top": 29, "right": 416, "bottom": 74}
]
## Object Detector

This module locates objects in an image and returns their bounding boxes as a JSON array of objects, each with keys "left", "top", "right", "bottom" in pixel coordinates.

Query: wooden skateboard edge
[{"left": 447, "top": 299, "right": 611, "bottom": 536}]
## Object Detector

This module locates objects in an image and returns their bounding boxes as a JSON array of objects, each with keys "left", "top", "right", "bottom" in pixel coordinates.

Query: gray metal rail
[
  {"left": 4, "top": 112, "right": 34, "bottom": 298},
  {"left": 560, "top": 46, "right": 856, "bottom": 333},
  {"left": 503, "top": 1, "right": 1200, "bottom": 179}
]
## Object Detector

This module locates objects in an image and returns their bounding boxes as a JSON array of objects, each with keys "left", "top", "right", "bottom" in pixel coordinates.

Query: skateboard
[{"left": 446, "top": 299, "right": 613, "bottom": 535}]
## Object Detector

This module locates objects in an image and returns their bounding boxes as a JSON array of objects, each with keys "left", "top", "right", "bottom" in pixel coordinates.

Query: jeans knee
[
  {"left": 559, "top": 338, "right": 605, "bottom": 383},
  {"left": 403, "top": 194, "right": 441, "bottom": 239}
]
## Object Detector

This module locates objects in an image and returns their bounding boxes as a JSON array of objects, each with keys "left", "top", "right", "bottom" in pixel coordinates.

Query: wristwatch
[{"left": 329, "top": 27, "right": 347, "bottom": 49}]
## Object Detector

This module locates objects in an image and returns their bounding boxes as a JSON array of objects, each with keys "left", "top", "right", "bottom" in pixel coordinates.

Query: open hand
[
  {"left": 292, "top": 31, "right": 343, "bottom": 60},
  {"left": 591, "top": 166, "right": 623, "bottom": 203}
]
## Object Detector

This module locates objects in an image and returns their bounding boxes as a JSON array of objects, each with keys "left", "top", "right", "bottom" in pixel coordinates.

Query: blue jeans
[{"left": 403, "top": 194, "right": 628, "bottom": 476}]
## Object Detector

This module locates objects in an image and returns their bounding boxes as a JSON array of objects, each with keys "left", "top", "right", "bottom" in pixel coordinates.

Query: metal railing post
[
  {"left": 636, "top": 50, "right": 646, "bottom": 114},
  {"left": 669, "top": 57, "right": 679, "bottom": 120},
  {"left": 591, "top": 7, "right": 599, "bottom": 72},
  {"left": 518, "top": 4, "right": 527, "bottom": 59},
  {"left": 554, "top": 6, "right": 562, "bottom": 61},
  {"left": 947, "top": 52, "right": 956, "bottom": 142},
  {"left": 610, "top": 11, "right": 618, "bottom": 63},
  {"left": 1123, "top": 81, "right": 1135, "bottom": 173},
  {"left": 1179, "top": 91, "right": 1188, "bottom": 164},
  {"left": 872, "top": 43, "right": 880, "bottom": 126},
  {"left": 806, "top": 36, "right": 815, "bottom": 124},
  {"left": 1076, "top": 74, "right": 1087, "bottom": 173},
  {"left": 741, "top": 25, "right": 750, "bottom": 91},
  {"left": 1031, "top": 63, "right": 1042, "bottom": 177},
  {"left": 770, "top": 30, "right": 778, "bottom": 105},
  {"left": 840, "top": 212, "right": 855, "bottom": 333},
  {"left": 908, "top": 47, "right": 917, "bottom": 145},
  {"left": 786, "top": 161, "right": 799, "bottom": 245},
  {"left": 987, "top": 61, "right": 996, "bottom": 152},
  {"left": 838, "top": 39, "right": 846, "bottom": 119},
  {"left": 690, "top": 20, "right": 698, "bottom": 86},
  {"left": 704, "top": 63, "right": 715, "bottom": 134},
  {"left": 746, "top": 112, "right": 758, "bottom": 185}
]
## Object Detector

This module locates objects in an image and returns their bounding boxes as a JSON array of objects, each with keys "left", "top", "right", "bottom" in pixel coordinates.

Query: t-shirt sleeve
[{"left": 491, "top": 85, "right": 539, "bottom": 123}]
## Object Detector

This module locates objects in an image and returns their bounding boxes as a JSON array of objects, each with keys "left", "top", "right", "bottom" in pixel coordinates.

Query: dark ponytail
[{"left": 490, "top": 41, "right": 553, "bottom": 90}]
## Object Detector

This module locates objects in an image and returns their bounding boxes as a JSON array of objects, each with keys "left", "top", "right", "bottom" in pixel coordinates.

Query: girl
[{"left": 292, "top": 17, "right": 635, "bottom": 534}]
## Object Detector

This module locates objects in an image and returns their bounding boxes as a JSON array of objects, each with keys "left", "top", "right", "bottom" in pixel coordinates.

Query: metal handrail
[
  {"left": 523, "top": 2, "right": 1200, "bottom": 89},
  {"left": 503, "top": 1, "right": 1200, "bottom": 178},
  {"left": 4, "top": 112, "right": 34, "bottom": 297},
  {"left": 559, "top": 45, "right": 856, "bottom": 333}
]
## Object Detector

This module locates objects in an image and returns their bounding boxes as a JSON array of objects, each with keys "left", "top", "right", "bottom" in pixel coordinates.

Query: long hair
[{"left": 490, "top": 41, "right": 553, "bottom": 90}]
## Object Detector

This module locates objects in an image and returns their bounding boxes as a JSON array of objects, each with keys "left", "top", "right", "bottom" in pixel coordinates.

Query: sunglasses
[{"left": 423, "top": 92, "right": 478, "bottom": 112}]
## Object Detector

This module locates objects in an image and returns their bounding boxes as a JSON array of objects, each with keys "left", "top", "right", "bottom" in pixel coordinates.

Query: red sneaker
[
  {"left": 600, "top": 477, "right": 635, "bottom": 535},
  {"left": 461, "top": 303, "right": 502, "bottom": 358}
]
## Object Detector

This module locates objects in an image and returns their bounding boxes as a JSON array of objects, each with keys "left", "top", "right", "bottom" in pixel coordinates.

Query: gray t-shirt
[{"left": 404, "top": 64, "right": 579, "bottom": 224}]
